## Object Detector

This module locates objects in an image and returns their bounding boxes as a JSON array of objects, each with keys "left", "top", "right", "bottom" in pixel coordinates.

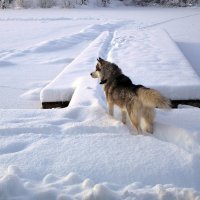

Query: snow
[
  {"left": 1, "top": 7, "right": 200, "bottom": 200},
  {"left": 1, "top": 166, "right": 200, "bottom": 200},
  {"left": 1, "top": 107, "right": 200, "bottom": 199}
]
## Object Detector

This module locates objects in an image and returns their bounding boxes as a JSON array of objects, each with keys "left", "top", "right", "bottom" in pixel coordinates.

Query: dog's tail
[{"left": 137, "top": 87, "right": 171, "bottom": 109}]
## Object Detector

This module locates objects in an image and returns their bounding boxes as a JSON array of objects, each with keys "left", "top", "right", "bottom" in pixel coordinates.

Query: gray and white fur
[{"left": 90, "top": 57, "right": 171, "bottom": 134}]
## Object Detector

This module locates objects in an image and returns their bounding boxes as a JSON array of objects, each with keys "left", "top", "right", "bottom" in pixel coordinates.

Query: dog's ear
[
  {"left": 97, "top": 57, "right": 105, "bottom": 64},
  {"left": 97, "top": 59, "right": 101, "bottom": 67}
]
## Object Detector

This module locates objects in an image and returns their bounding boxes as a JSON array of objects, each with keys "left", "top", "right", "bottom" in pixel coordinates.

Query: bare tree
[
  {"left": 0, "top": 0, "right": 16, "bottom": 8},
  {"left": 134, "top": 0, "right": 197, "bottom": 6},
  {"left": 39, "top": 0, "right": 55, "bottom": 8}
]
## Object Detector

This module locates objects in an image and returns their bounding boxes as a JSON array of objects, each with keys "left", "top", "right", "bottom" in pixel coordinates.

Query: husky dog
[{"left": 90, "top": 57, "right": 171, "bottom": 134}]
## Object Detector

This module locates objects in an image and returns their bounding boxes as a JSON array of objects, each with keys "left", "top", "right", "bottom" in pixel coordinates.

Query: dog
[{"left": 90, "top": 57, "right": 171, "bottom": 134}]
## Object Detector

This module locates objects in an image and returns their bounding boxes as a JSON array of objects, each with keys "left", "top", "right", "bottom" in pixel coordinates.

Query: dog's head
[{"left": 90, "top": 57, "right": 121, "bottom": 84}]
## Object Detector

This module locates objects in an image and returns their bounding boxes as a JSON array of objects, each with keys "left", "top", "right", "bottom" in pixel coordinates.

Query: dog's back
[
  {"left": 115, "top": 74, "right": 133, "bottom": 87},
  {"left": 105, "top": 72, "right": 170, "bottom": 109},
  {"left": 104, "top": 73, "right": 140, "bottom": 109}
]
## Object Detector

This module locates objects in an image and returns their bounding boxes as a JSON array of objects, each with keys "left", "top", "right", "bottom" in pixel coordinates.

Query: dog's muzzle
[
  {"left": 90, "top": 72, "right": 94, "bottom": 78},
  {"left": 90, "top": 72, "right": 98, "bottom": 78}
]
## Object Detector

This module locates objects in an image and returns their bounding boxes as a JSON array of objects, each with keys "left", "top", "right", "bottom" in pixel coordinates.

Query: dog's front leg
[
  {"left": 121, "top": 109, "right": 127, "bottom": 124},
  {"left": 108, "top": 102, "right": 114, "bottom": 116}
]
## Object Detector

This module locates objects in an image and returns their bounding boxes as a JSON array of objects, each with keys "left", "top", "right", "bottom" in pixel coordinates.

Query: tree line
[{"left": 0, "top": 0, "right": 199, "bottom": 8}]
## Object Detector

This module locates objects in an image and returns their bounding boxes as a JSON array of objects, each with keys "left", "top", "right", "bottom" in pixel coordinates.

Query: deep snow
[{"left": 1, "top": 6, "right": 200, "bottom": 200}]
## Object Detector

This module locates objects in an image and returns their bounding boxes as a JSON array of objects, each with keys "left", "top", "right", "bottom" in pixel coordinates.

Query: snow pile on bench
[
  {"left": 40, "top": 31, "right": 111, "bottom": 104},
  {"left": 108, "top": 29, "right": 200, "bottom": 100}
]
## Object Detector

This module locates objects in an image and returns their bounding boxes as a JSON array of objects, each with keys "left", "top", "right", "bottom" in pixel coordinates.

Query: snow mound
[{"left": 0, "top": 166, "right": 200, "bottom": 200}]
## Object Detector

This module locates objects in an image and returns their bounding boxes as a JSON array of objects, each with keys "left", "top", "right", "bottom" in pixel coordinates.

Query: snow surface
[
  {"left": 1, "top": 7, "right": 200, "bottom": 200},
  {"left": 1, "top": 106, "right": 200, "bottom": 199}
]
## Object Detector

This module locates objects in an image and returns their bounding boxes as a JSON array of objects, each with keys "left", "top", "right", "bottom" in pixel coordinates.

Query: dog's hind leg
[
  {"left": 127, "top": 100, "right": 143, "bottom": 134},
  {"left": 127, "top": 109, "right": 142, "bottom": 134},
  {"left": 108, "top": 102, "right": 114, "bottom": 116},
  {"left": 142, "top": 107, "right": 155, "bottom": 134},
  {"left": 130, "top": 114, "right": 142, "bottom": 134},
  {"left": 121, "top": 109, "right": 127, "bottom": 124}
]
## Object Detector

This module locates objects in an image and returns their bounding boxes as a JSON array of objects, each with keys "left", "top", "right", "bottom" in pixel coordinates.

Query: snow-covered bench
[
  {"left": 40, "top": 31, "right": 111, "bottom": 108},
  {"left": 108, "top": 29, "right": 200, "bottom": 107},
  {"left": 40, "top": 28, "right": 200, "bottom": 109}
]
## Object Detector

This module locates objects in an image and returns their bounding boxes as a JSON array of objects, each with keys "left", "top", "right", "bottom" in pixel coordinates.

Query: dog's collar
[{"left": 100, "top": 79, "right": 107, "bottom": 84}]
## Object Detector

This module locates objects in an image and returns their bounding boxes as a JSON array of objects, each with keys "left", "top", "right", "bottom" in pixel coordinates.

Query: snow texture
[
  {"left": 1, "top": 8, "right": 200, "bottom": 200},
  {"left": 0, "top": 166, "right": 200, "bottom": 200},
  {"left": 0, "top": 107, "right": 200, "bottom": 199}
]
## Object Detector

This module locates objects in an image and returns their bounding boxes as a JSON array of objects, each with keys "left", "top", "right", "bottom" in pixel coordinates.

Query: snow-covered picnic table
[{"left": 40, "top": 28, "right": 200, "bottom": 108}]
